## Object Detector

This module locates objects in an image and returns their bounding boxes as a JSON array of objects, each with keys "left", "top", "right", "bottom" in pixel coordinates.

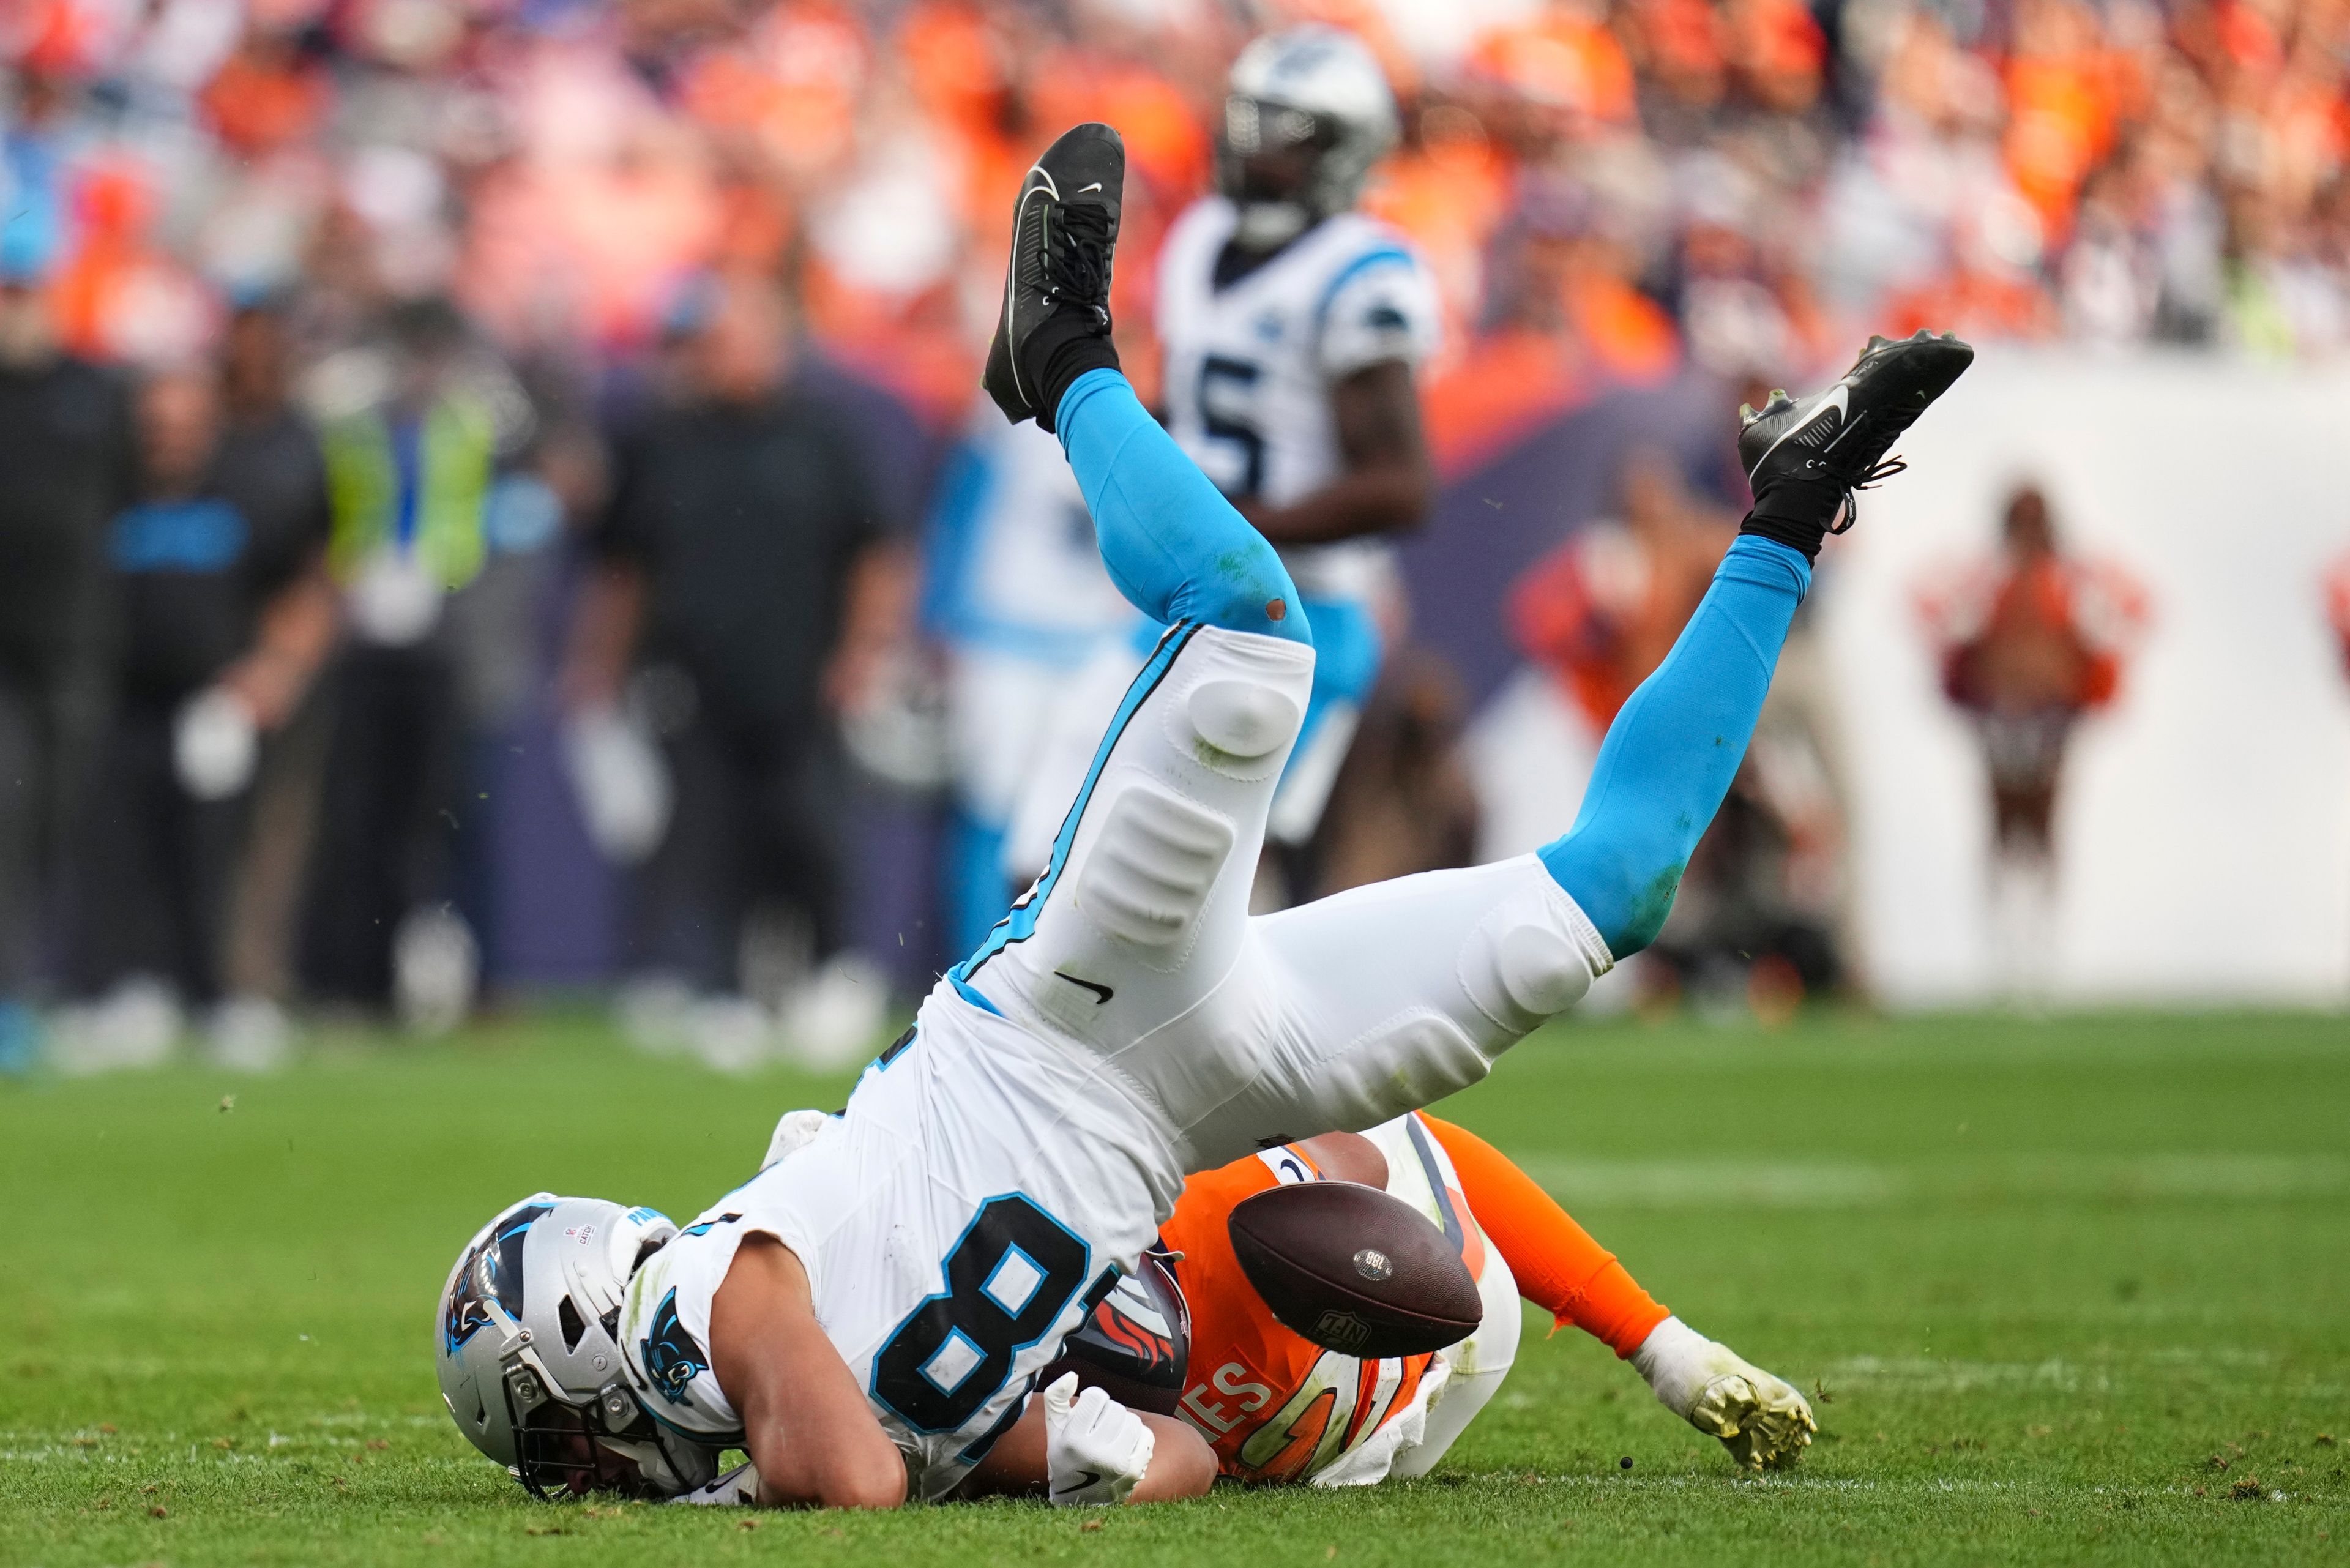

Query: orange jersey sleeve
[
  {"left": 1420, "top": 1115, "right": 1668, "bottom": 1357},
  {"left": 1160, "top": 1149, "right": 1437, "bottom": 1484}
]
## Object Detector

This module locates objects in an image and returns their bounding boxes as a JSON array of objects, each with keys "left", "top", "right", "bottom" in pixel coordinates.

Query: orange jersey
[{"left": 1158, "top": 1116, "right": 1494, "bottom": 1485}]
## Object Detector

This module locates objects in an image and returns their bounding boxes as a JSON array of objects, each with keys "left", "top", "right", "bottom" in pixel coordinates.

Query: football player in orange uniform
[{"left": 1149, "top": 1113, "right": 1814, "bottom": 1485}]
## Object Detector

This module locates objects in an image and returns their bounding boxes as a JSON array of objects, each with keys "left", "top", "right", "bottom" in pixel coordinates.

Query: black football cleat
[
  {"left": 983, "top": 122, "right": 1124, "bottom": 432},
  {"left": 1738, "top": 330, "right": 1974, "bottom": 534}
]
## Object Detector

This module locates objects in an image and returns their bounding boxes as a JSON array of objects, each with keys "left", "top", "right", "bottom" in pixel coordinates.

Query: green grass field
[{"left": 4, "top": 1009, "right": 2346, "bottom": 1566}]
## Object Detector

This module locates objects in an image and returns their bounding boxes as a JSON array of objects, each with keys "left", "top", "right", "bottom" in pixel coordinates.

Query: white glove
[
  {"left": 174, "top": 687, "right": 258, "bottom": 800},
  {"left": 1042, "top": 1372, "right": 1153, "bottom": 1507},
  {"left": 561, "top": 705, "right": 672, "bottom": 865},
  {"left": 1631, "top": 1316, "right": 1816, "bottom": 1470},
  {"left": 668, "top": 1462, "right": 760, "bottom": 1506},
  {"left": 761, "top": 1108, "right": 832, "bottom": 1171}
]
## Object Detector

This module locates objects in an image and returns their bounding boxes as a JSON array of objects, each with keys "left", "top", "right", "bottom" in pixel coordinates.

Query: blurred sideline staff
[
  {"left": 297, "top": 298, "right": 531, "bottom": 1023},
  {"left": 564, "top": 271, "right": 903, "bottom": 1058},
  {"left": 0, "top": 264, "right": 133, "bottom": 1069},
  {"left": 69, "top": 304, "right": 335, "bottom": 1036}
]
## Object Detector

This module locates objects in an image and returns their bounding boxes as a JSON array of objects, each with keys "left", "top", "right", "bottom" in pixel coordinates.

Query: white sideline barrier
[{"left": 1821, "top": 348, "right": 2350, "bottom": 1007}]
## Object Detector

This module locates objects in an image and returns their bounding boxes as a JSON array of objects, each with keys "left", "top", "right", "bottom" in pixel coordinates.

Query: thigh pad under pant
[{"left": 957, "top": 623, "right": 1316, "bottom": 1128}]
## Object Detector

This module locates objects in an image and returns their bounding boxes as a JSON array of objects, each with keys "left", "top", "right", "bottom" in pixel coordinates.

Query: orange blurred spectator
[
  {"left": 50, "top": 160, "right": 218, "bottom": 367},
  {"left": 2002, "top": 0, "right": 2121, "bottom": 245},
  {"left": 679, "top": 0, "right": 871, "bottom": 184},
  {"left": 1920, "top": 484, "right": 2150, "bottom": 993},
  {"left": 200, "top": 24, "right": 334, "bottom": 159},
  {"left": 1728, "top": 0, "right": 1826, "bottom": 115},
  {"left": 1366, "top": 103, "right": 1515, "bottom": 345},
  {"left": 1508, "top": 446, "right": 1733, "bottom": 733},
  {"left": 1467, "top": 0, "right": 1638, "bottom": 138},
  {"left": 1622, "top": 0, "right": 1728, "bottom": 139},
  {"left": 1423, "top": 176, "right": 1676, "bottom": 469}
]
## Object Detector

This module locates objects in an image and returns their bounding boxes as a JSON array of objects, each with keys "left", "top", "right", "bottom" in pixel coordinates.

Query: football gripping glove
[
  {"left": 1631, "top": 1316, "right": 1817, "bottom": 1471},
  {"left": 1042, "top": 1372, "right": 1154, "bottom": 1506},
  {"left": 761, "top": 1108, "right": 832, "bottom": 1171},
  {"left": 668, "top": 1462, "right": 760, "bottom": 1506}
]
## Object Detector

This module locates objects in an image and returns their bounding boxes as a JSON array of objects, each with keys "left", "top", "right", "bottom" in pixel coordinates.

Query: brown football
[{"left": 1226, "top": 1181, "right": 1483, "bottom": 1359}]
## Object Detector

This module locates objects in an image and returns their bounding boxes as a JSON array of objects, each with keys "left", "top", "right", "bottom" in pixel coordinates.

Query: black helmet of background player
[{"left": 1215, "top": 26, "right": 1401, "bottom": 252}]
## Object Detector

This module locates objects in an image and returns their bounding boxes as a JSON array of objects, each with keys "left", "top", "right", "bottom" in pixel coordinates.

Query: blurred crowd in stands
[
  {"left": 0, "top": 0, "right": 2340, "bottom": 1069},
  {"left": 10, "top": 0, "right": 2346, "bottom": 387}
]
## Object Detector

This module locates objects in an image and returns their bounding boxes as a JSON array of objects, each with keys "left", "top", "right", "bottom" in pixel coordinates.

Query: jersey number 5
[
  {"left": 871, "top": 1195, "right": 1092, "bottom": 1432},
  {"left": 1198, "top": 354, "right": 1266, "bottom": 499}
]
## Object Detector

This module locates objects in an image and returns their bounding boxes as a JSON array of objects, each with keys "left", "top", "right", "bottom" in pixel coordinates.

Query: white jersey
[
  {"left": 1156, "top": 195, "right": 1441, "bottom": 605},
  {"left": 926, "top": 406, "right": 1138, "bottom": 829},
  {"left": 925, "top": 406, "right": 1135, "bottom": 667},
  {"left": 619, "top": 989, "right": 1173, "bottom": 1499}
]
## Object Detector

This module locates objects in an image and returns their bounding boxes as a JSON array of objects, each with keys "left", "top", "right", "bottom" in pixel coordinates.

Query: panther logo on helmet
[
  {"left": 639, "top": 1288, "right": 709, "bottom": 1405},
  {"left": 442, "top": 1201, "right": 550, "bottom": 1353}
]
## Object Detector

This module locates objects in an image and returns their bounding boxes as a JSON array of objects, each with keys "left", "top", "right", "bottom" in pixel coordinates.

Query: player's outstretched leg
[
  {"left": 982, "top": 122, "right": 1306, "bottom": 647},
  {"left": 1195, "top": 334, "right": 1972, "bottom": 1168},
  {"left": 952, "top": 120, "right": 1317, "bottom": 1098},
  {"left": 1541, "top": 330, "right": 1973, "bottom": 956}
]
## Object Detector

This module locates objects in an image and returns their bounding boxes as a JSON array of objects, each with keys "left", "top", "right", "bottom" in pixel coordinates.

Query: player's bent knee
[
  {"left": 1185, "top": 678, "right": 1301, "bottom": 770},
  {"left": 1460, "top": 879, "right": 1600, "bottom": 1033},
  {"left": 1176, "top": 538, "right": 1313, "bottom": 646}
]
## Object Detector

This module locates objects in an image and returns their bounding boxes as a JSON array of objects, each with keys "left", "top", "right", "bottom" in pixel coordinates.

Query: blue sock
[
  {"left": 1539, "top": 536, "right": 1811, "bottom": 957},
  {"left": 1055, "top": 369, "right": 1310, "bottom": 644}
]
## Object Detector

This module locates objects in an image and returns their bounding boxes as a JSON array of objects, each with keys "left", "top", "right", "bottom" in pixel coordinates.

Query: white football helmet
[
  {"left": 435, "top": 1193, "right": 720, "bottom": 1498},
  {"left": 1218, "top": 26, "right": 1400, "bottom": 247}
]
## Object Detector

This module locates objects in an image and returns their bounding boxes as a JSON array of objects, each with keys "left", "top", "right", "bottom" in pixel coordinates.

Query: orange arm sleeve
[{"left": 1421, "top": 1114, "right": 1669, "bottom": 1358}]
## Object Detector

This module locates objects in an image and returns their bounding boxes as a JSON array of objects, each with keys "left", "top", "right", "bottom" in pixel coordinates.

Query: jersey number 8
[{"left": 871, "top": 1195, "right": 1093, "bottom": 1432}]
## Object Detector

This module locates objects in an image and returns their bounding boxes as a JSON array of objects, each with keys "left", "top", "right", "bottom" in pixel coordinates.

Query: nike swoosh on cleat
[
  {"left": 1007, "top": 177, "right": 1059, "bottom": 400},
  {"left": 1055, "top": 971, "right": 1114, "bottom": 1005},
  {"left": 1077, "top": 182, "right": 1103, "bottom": 194},
  {"left": 1755, "top": 383, "right": 1848, "bottom": 471},
  {"left": 1054, "top": 1469, "right": 1105, "bottom": 1498}
]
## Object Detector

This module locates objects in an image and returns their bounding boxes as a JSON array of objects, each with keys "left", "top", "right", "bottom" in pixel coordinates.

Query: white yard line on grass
[{"left": 1518, "top": 1154, "right": 2350, "bottom": 1209}]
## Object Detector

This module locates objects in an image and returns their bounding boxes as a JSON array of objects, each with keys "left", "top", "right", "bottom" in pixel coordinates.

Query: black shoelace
[
  {"left": 1815, "top": 410, "right": 1911, "bottom": 534},
  {"left": 1043, "top": 202, "right": 1114, "bottom": 317}
]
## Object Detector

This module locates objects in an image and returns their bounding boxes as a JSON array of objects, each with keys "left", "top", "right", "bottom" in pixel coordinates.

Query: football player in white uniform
[
  {"left": 1161, "top": 26, "right": 1439, "bottom": 851},
  {"left": 434, "top": 122, "right": 1970, "bottom": 1509},
  {"left": 1160, "top": 26, "right": 1439, "bottom": 853},
  {"left": 1004, "top": 27, "right": 1437, "bottom": 883}
]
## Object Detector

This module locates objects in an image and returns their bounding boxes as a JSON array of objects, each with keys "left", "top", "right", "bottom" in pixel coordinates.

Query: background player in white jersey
[
  {"left": 1005, "top": 26, "right": 1439, "bottom": 884},
  {"left": 923, "top": 408, "right": 1138, "bottom": 953},
  {"left": 431, "top": 122, "right": 1968, "bottom": 1509}
]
